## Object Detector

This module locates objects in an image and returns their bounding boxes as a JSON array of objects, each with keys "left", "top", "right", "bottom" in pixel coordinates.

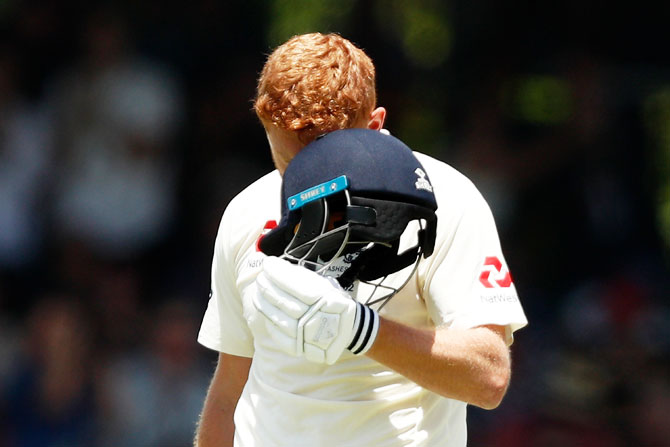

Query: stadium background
[{"left": 0, "top": 1, "right": 668, "bottom": 445}]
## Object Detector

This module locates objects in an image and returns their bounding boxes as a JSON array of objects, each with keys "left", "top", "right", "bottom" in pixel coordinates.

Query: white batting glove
[{"left": 253, "top": 256, "right": 380, "bottom": 364}]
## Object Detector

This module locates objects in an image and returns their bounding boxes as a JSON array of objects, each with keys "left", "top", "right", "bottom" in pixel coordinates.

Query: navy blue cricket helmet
[{"left": 259, "top": 128, "right": 438, "bottom": 289}]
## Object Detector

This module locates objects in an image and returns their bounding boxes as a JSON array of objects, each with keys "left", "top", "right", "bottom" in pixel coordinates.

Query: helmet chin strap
[
  {"left": 282, "top": 218, "right": 426, "bottom": 311},
  {"left": 280, "top": 226, "right": 353, "bottom": 273},
  {"left": 278, "top": 188, "right": 431, "bottom": 310},
  {"left": 359, "top": 241, "right": 424, "bottom": 310}
]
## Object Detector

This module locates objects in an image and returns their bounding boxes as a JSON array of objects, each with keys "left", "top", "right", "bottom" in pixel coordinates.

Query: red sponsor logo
[
  {"left": 479, "top": 256, "right": 513, "bottom": 288},
  {"left": 256, "top": 220, "right": 278, "bottom": 252}
]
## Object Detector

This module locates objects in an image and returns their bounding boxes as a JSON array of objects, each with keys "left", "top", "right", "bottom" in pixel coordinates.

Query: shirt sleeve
[
  {"left": 421, "top": 180, "right": 527, "bottom": 345},
  {"left": 197, "top": 206, "right": 255, "bottom": 357}
]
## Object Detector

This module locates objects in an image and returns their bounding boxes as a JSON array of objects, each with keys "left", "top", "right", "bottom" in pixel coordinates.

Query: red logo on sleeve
[
  {"left": 256, "top": 220, "right": 278, "bottom": 252},
  {"left": 479, "top": 256, "right": 513, "bottom": 288}
]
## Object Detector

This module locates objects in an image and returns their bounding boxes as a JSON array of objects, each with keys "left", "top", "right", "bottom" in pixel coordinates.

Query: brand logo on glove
[
  {"left": 313, "top": 315, "right": 336, "bottom": 344},
  {"left": 479, "top": 256, "right": 513, "bottom": 288}
]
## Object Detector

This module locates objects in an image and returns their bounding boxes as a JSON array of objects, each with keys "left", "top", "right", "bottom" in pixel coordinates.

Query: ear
[{"left": 367, "top": 107, "right": 387, "bottom": 131}]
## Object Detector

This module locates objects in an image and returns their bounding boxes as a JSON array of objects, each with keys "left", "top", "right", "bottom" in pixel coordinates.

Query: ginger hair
[{"left": 254, "top": 33, "right": 377, "bottom": 144}]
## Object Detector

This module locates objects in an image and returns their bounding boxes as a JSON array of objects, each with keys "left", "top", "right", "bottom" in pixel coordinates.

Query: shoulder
[
  {"left": 414, "top": 152, "right": 488, "bottom": 211},
  {"left": 412, "top": 151, "right": 502, "bottom": 260},
  {"left": 224, "top": 169, "right": 282, "bottom": 218},
  {"left": 215, "top": 170, "right": 282, "bottom": 255}
]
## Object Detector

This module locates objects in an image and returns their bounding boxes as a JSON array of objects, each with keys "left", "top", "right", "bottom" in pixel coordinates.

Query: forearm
[
  {"left": 194, "top": 392, "right": 236, "bottom": 447},
  {"left": 194, "top": 353, "right": 251, "bottom": 447},
  {"left": 366, "top": 318, "right": 510, "bottom": 409}
]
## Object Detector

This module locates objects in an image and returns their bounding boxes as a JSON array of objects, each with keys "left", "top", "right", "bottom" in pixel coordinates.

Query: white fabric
[{"left": 198, "top": 154, "right": 528, "bottom": 446}]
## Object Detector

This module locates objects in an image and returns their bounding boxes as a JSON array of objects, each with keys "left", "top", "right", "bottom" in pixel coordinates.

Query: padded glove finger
[
  {"left": 263, "top": 256, "right": 343, "bottom": 305},
  {"left": 257, "top": 257, "right": 380, "bottom": 364},
  {"left": 252, "top": 288, "right": 299, "bottom": 342},
  {"left": 257, "top": 272, "right": 310, "bottom": 320}
]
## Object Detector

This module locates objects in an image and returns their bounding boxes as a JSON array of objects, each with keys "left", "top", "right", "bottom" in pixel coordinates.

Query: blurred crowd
[{"left": 0, "top": 2, "right": 668, "bottom": 446}]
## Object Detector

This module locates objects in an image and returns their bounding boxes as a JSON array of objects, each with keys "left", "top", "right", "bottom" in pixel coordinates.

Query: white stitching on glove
[{"left": 253, "top": 256, "right": 380, "bottom": 364}]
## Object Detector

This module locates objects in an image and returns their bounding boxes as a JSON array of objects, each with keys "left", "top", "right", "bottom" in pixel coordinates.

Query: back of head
[{"left": 254, "top": 33, "right": 377, "bottom": 144}]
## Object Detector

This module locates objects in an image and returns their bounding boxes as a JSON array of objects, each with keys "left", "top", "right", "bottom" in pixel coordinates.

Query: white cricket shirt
[{"left": 198, "top": 153, "right": 528, "bottom": 446}]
